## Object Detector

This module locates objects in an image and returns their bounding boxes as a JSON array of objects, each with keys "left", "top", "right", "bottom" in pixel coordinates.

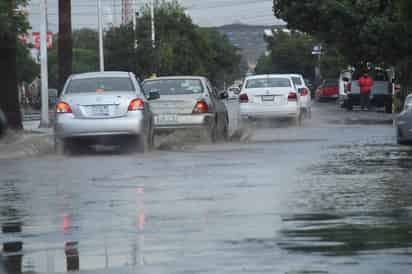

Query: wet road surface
[{"left": 1, "top": 104, "right": 412, "bottom": 274}]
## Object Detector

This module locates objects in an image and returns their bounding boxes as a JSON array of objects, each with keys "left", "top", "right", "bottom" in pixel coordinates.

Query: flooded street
[{"left": 1, "top": 104, "right": 412, "bottom": 274}]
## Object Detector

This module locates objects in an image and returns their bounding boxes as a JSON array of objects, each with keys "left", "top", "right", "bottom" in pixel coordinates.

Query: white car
[
  {"left": 287, "top": 74, "right": 312, "bottom": 118},
  {"left": 239, "top": 74, "right": 302, "bottom": 123}
]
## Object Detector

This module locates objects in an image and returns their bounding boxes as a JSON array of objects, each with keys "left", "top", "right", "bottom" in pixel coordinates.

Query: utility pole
[
  {"left": 312, "top": 44, "right": 322, "bottom": 86},
  {"left": 150, "top": 0, "right": 155, "bottom": 49},
  {"left": 39, "top": 0, "right": 49, "bottom": 127},
  {"left": 150, "top": 0, "right": 156, "bottom": 76},
  {"left": 98, "top": 0, "right": 105, "bottom": 72},
  {"left": 132, "top": 6, "right": 138, "bottom": 75},
  {"left": 58, "top": 0, "right": 72, "bottom": 93}
]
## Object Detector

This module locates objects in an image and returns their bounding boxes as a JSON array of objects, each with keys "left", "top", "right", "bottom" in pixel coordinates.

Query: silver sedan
[
  {"left": 397, "top": 94, "right": 412, "bottom": 145},
  {"left": 142, "top": 76, "right": 229, "bottom": 142},
  {"left": 54, "top": 71, "right": 159, "bottom": 153}
]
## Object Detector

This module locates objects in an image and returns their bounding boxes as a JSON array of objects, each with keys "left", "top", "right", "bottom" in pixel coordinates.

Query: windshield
[
  {"left": 143, "top": 79, "right": 204, "bottom": 95},
  {"left": 66, "top": 78, "right": 134, "bottom": 93},
  {"left": 246, "top": 78, "right": 291, "bottom": 88},
  {"left": 292, "top": 76, "right": 303, "bottom": 86}
]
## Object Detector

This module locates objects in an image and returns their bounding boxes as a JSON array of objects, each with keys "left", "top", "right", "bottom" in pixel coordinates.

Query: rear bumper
[
  {"left": 240, "top": 102, "right": 299, "bottom": 118},
  {"left": 153, "top": 113, "right": 214, "bottom": 130},
  {"left": 319, "top": 93, "right": 339, "bottom": 99},
  {"left": 341, "top": 93, "right": 392, "bottom": 107},
  {"left": 54, "top": 111, "right": 145, "bottom": 138}
]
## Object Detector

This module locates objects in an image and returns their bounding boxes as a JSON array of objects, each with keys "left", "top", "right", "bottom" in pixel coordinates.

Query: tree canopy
[
  {"left": 255, "top": 30, "right": 346, "bottom": 79},
  {"left": 48, "top": 29, "right": 99, "bottom": 88},
  {"left": 0, "top": 0, "right": 31, "bottom": 129},
  {"left": 105, "top": 0, "right": 243, "bottom": 87},
  {"left": 273, "top": 0, "right": 407, "bottom": 67}
]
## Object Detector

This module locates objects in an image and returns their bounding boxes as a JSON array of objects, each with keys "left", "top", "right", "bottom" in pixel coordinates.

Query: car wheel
[
  {"left": 397, "top": 128, "right": 408, "bottom": 145},
  {"left": 221, "top": 115, "right": 229, "bottom": 141},
  {"left": 345, "top": 103, "right": 353, "bottom": 111},
  {"left": 0, "top": 124, "right": 5, "bottom": 137},
  {"left": 149, "top": 130, "right": 155, "bottom": 150},
  {"left": 385, "top": 101, "right": 392, "bottom": 114},
  {"left": 55, "top": 137, "right": 72, "bottom": 155},
  {"left": 135, "top": 134, "right": 149, "bottom": 153},
  {"left": 209, "top": 122, "right": 218, "bottom": 143},
  {"left": 293, "top": 113, "right": 303, "bottom": 127}
]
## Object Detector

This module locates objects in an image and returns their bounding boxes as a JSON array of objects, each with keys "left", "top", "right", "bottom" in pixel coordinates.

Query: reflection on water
[
  {"left": 1, "top": 223, "right": 23, "bottom": 274},
  {"left": 0, "top": 181, "right": 146, "bottom": 273},
  {"left": 279, "top": 143, "right": 412, "bottom": 256},
  {"left": 279, "top": 211, "right": 412, "bottom": 256},
  {"left": 65, "top": 241, "right": 79, "bottom": 272}
]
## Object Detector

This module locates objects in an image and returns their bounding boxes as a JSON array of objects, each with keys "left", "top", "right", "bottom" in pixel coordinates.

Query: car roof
[
  {"left": 71, "top": 71, "right": 132, "bottom": 80},
  {"left": 245, "top": 74, "right": 293, "bottom": 80},
  {"left": 143, "top": 76, "right": 206, "bottom": 82},
  {"left": 281, "top": 74, "right": 304, "bottom": 78}
]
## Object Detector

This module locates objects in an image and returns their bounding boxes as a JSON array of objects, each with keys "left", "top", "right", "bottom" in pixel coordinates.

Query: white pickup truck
[{"left": 339, "top": 70, "right": 392, "bottom": 113}]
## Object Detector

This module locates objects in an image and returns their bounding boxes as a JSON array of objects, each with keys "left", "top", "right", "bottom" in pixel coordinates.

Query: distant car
[
  {"left": 32, "top": 89, "right": 61, "bottom": 109},
  {"left": 315, "top": 79, "right": 339, "bottom": 101},
  {"left": 396, "top": 94, "right": 412, "bottom": 145},
  {"left": 340, "top": 69, "right": 392, "bottom": 113},
  {"left": 0, "top": 108, "right": 7, "bottom": 137},
  {"left": 239, "top": 74, "right": 302, "bottom": 124},
  {"left": 286, "top": 74, "right": 312, "bottom": 118},
  {"left": 142, "top": 76, "right": 229, "bottom": 142},
  {"left": 227, "top": 86, "right": 241, "bottom": 98},
  {"left": 54, "top": 71, "right": 158, "bottom": 154},
  {"left": 48, "top": 88, "right": 59, "bottom": 107}
]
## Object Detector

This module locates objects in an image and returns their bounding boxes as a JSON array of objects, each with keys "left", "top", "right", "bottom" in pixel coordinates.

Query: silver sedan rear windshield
[
  {"left": 246, "top": 78, "right": 291, "bottom": 88},
  {"left": 66, "top": 77, "right": 134, "bottom": 93},
  {"left": 143, "top": 79, "right": 204, "bottom": 95}
]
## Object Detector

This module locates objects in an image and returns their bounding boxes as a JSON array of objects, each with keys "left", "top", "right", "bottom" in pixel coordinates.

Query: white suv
[{"left": 288, "top": 74, "right": 311, "bottom": 118}]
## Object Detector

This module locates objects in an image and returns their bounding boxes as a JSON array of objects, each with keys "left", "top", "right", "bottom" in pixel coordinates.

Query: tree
[
  {"left": 198, "top": 28, "right": 243, "bottom": 88},
  {"left": 255, "top": 31, "right": 316, "bottom": 78},
  {"left": 48, "top": 29, "right": 99, "bottom": 88},
  {"left": 16, "top": 41, "right": 39, "bottom": 84},
  {"left": 273, "top": 0, "right": 412, "bottom": 104},
  {"left": 0, "top": 0, "right": 30, "bottom": 129},
  {"left": 273, "top": 0, "right": 407, "bottom": 67},
  {"left": 104, "top": 0, "right": 243, "bottom": 87},
  {"left": 58, "top": 0, "right": 72, "bottom": 92}
]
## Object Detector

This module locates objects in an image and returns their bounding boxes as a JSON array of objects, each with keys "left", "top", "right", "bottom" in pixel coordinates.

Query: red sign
[
  {"left": 19, "top": 34, "right": 29, "bottom": 45},
  {"left": 32, "top": 32, "right": 53, "bottom": 49}
]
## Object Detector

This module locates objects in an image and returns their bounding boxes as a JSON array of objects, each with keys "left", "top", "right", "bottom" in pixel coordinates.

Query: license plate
[
  {"left": 262, "top": 95, "right": 275, "bottom": 101},
  {"left": 155, "top": 114, "right": 178, "bottom": 125},
  {"left": 90, "top": 105, "right": 110, "bottom": 116}
]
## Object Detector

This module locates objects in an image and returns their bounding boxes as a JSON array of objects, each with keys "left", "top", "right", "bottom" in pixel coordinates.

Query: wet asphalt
[{"left": 1, "top": 102, "right": 412, "bottom": 274}]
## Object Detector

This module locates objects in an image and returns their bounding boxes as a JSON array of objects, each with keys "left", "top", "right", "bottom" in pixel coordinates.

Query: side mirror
[
  {"left": 219, "top": 91, "right": 229, "bottom": 100},
  {"left": 148, "top": 91, "right": 160, "bottom": 100},
  {"left": 233, "top": 88, "right": 241, "bottom": 95}
]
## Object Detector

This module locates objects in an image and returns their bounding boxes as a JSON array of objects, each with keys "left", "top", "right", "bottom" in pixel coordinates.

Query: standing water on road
[{"left": 1, "top": 105, "right": 411, "bottom": 274}]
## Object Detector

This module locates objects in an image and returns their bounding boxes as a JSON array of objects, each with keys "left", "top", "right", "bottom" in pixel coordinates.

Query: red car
[{"left": 315, "top": 79, "right": 339, "bottom": 101}]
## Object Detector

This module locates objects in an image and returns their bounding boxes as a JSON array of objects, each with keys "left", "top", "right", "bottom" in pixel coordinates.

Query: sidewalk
[{"left": 0, "top": 121, "right": 53, "bottom": 160}]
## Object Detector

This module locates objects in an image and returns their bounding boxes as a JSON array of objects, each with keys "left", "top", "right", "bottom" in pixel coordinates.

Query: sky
[{"left": 27, "top": 0, "right": 284, "bottom": 32}]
